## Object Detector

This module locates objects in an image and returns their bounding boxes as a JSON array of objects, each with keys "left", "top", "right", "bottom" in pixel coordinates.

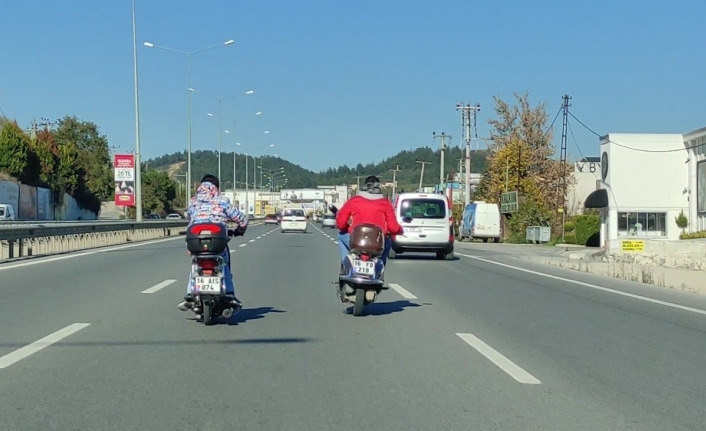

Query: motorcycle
[
  {"left": 329, "top": 204, "right": 389, "bottom": 316},
  {"left": 185, "top": 222, "right": 245, "bottom": 325}
]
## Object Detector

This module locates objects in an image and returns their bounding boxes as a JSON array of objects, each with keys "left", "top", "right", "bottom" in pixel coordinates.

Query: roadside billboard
[
  {"left": 280, "top": 188, "right": 325, "bottom": 201},
  {"left": 114, "top": 154, "right": 135, "bottom": 207}
]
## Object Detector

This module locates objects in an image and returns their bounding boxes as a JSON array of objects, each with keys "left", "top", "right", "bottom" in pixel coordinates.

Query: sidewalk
[{"left": 456, "top": 241, "right": 706, "bottom": 296}]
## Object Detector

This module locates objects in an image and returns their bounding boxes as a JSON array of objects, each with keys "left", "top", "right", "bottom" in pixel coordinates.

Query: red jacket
[{"left": 335, "top": 193, "right": 403, "bottom": 236}]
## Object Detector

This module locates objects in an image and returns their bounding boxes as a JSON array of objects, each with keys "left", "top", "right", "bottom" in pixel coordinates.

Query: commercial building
[
  {"left": 567, "top": 157, "right": 601, "bottom": 216},
  {"left": 683, "top": 126, "right": 706, "bottom": 233},
  {"left": 583, "top": 133, "right": 689, "bottom": 250}
]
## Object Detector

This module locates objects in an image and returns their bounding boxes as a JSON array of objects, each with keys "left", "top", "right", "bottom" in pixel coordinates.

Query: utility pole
[
  {"left": 433, "top": 132, "right": 451, "bottom": 189},
  {"left": 354, "top": 175, "right": 364, "bottom": 192},
  {"left": 559, "top": 94, "right": 572, "bottom": 242},
  {"left": 389, "top": 164, "right": 401, "bottom": 198},
  {"left": 415, "top": 160, "right": 431, "bottom": 190},
  {"left": 457, "top": 103, "right": 480, "bottom": 205}
]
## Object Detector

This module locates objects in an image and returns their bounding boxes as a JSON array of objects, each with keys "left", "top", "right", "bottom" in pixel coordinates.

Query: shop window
[{"left": 618, "top": 212, "right": 666, "bottom": 236}]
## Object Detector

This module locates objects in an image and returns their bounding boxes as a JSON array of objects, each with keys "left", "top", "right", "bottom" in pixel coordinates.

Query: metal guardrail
[{"left": 0, "top": 217, "right": 265, "bottom": 262}]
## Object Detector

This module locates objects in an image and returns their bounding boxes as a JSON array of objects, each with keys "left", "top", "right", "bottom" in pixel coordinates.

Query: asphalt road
[{"left": 1, "top": 222, "right": 706, "bottom": 430}]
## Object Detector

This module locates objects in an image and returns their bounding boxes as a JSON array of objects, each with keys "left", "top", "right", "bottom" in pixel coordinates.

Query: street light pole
[
  {"left": 187, "top": 56, "right": 193, "bottom": 202},
  {"left": 143, "top": 38, "right": 234, "bottom": 203},
  {"left": 131, "top": 0, "right": 143, "bottom": 221},
  {"left": 218, "top": 97, "right": 222, "bottom": 180}
]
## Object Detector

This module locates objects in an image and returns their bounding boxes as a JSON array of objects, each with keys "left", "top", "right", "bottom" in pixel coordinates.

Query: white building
[
  {"left": 567, "top": 157, "right": 601, "bottom": 215},
  {"left": 684, "top": 126, "right": 706, "bottom": 233},
  {"left": 585, "top": 133, "right": 688, "bottom": 249}
]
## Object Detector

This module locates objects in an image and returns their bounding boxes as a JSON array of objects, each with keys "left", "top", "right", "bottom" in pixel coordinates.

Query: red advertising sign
[{"left": 114, "top": 154, "right": 135, "bottom": 207}]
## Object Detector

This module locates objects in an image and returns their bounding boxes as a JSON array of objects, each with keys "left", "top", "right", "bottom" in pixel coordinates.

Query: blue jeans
[
  {"left": 186, "top": 246, "right": 235, "bottom": 296},
  {"left": 338, "top": 232, "right": 392, "bottom": 266}
]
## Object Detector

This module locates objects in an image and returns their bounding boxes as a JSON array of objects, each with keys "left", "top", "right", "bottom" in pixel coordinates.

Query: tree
[
  {"left": 476, "top": 92, "right": 575, "bottom": 237},
  {"left": 54, "top": 115, "right": 113, "bottom": 200},
  {"left": 34, "top": 127, "right": 59, "bottom": 187},
  {"left": 0, "top": 121, "right": 29, "bottom": 179}
]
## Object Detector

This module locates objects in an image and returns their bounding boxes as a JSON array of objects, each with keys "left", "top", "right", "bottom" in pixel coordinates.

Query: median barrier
[{"left": 0, "top": 218, "right": 265, "bottom": 261}]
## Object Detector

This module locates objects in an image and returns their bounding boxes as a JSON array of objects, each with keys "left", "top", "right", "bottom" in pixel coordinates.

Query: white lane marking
[
  {"left": 334, "top": 241, "right": 339, "bottom": 244},
  {"left": 456, "top": 332, "right": 541, "bottom": 385},
  {"left": 457, "top": 253, "right": 706, "bottom": 317},
  {"left": 257, "top": 236, "right": 262, "bottom": 239},
  {"left": 141, "top": 279, "right": 177, "bottom": 294},
  {"left": 0, "top": 236, "right": 182, "bottom": 272},
  {"left": 0, "top": 323, "right": 91, "bottom": 369},
  {"left": 248, "top": 239, "right": 255, "bottom": 243},
  {"left": 330, "top": 238, "right": 335, "bottom": 241},
  {"left": 388, "top": 283, "right": 418, "bottom": 299},
  {"left": 239, "top": 244, "right": 247, "bottom": 247}
]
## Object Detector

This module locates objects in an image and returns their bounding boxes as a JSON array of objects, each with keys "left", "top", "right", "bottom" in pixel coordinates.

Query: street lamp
[
  {"left": 200, "top": 88, "right": 254, "bottom": 180},
  {"left": 143, "top": 38, "right": 234, "bottom": 202},
  {"left": 131, "top": 0, "right": 143, "bottom": 221}
]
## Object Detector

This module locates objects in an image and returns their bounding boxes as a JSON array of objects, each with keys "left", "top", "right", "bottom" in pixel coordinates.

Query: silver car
[{"left": 321, "top": 213, "right": 336, "bottom": 228}]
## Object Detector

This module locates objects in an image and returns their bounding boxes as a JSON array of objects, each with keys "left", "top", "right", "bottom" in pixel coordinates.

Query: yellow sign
[{"left": 621, "top": 240, "right": 644, "bottom": 252}]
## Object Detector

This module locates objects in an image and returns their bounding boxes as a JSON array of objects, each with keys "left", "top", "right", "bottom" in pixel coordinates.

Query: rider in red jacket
[{"left": 335, "top": 175, "right": 403, "bottom": 276}]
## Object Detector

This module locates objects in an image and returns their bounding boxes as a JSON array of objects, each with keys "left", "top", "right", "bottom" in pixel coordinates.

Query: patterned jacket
[{"left": 186, "top": 182, "right": 248, "bottom": 227}]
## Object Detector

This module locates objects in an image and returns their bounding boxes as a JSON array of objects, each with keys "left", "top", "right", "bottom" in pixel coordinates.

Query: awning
[{"left": 584, "top": 189, "right": 609, "bottom": 209}]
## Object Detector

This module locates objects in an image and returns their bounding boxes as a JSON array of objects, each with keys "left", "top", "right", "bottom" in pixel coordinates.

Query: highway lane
[{"left": 0, "top": 224, "right": 705, "bottom": 430}]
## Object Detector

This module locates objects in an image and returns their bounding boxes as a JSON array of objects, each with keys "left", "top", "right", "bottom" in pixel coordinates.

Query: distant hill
[{"left": 144, "top": 147, "right": 487, "bottom": 191}]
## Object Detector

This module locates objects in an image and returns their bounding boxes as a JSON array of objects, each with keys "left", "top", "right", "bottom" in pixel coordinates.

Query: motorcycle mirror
[
  {"left": 329, "top": 205, "right": 338, "bottom": 213},
  {"left": 402, "top": 216, "right": 413, "bottom": 223}
]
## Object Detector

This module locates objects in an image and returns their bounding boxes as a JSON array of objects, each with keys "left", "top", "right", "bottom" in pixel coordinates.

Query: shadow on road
[
  {"left": 0, "top": 337, "right": 315, "bottom": 349},
  {"left": 225, "top": 306, "right": 286, "bottom": 326},
  {"left": 346, "top": 300, "right": 423, "bottom": 316},
  {"left": 391, "top": 254, "right": 460, "bottom": 262}
]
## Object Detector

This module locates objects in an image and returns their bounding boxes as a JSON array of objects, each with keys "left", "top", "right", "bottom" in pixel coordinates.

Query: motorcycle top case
[
  {"left": 349, "top": 223, "right": 384, "bottom": 256},
  {"left": 185, "top": 222, "right": 229, "bottom": 255}
]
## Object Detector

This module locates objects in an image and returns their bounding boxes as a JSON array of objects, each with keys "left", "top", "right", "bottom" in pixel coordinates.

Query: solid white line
[
  {"left": 388, "top": 283, "right": 418, "bottom": 299},
  {"left": 0, "top": 236, "right": 182, "bottom": 272},
  {"left": 0, "top": 323, "right": 91, "bottom": 369},
  {"left": 456, "top": 253, "right": 706, "bottom": 317},
  {"left": 456, "top": 332, "right": 541, "bottom": 385},
  {"left": 239, "top": 244, "right": 247, "bottom": 247},
  {"left": 141, "top": 279, "right": 177, "bottom": 294}
]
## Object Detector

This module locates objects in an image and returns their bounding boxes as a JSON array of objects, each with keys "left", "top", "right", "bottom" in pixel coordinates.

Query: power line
[{"left": 569, "top": 111, "right": 701, "bottom": 153}]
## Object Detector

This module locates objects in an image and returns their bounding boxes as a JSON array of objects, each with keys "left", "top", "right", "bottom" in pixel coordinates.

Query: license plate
[
  {"left": 353, "top": 259, "right": 375, "bottom": 275},
  {"left": 194, "top": 276, "right": 221, "bottom": 294},
  {"left": 405, "top": 227, "right": 421, "bottom": 232}
]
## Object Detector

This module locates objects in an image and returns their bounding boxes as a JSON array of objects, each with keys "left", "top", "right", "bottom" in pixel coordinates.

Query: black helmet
[{"left": 201, "top": 174, "right": 219, "bottom": 189}]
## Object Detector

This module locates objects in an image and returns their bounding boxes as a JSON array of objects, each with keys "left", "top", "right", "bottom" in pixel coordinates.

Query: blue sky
[{"left": 1, "top": 0, "right": 704, "bottom": 172}]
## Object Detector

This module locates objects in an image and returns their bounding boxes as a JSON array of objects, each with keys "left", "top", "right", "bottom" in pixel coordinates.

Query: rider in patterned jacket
[{"left": 178, "top": 174, "right": 248, "bottom": 314}]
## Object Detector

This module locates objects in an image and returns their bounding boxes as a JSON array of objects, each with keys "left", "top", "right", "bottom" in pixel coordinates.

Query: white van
[
  {"left": 390, "top": 192, "right": 454, "bottom": 260},
  {"left": 280, "top": 205, "right": 307, "bottom": 233},
  {"left": 459, "top": 201, "right": 501, "bottom": 242},
  {"left": 0, "top": 204, "right": 16, "bottom": 221}
]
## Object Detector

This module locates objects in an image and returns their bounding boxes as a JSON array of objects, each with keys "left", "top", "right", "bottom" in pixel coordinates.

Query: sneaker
[
  {"left": 365, "top": 290, "right": 376, "bottom": 302},
  {"left": 178, "top": 301, "right": 193, "bottom": 311}
]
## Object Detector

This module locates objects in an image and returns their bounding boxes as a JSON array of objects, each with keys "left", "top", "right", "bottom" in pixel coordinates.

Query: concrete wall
[{"left": 0, "top": 180, "right": 97, "bottom": 220}]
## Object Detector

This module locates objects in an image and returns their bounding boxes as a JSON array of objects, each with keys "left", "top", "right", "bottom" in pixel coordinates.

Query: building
[
  {"left": 584, "top": 133, "right": 688, "bottom": 249},
  {"left": 683, "top": 126, "right": 706, "bottom": 233},
  {"left": 567, "top": 157, "right": 601, "bottom": 215}
]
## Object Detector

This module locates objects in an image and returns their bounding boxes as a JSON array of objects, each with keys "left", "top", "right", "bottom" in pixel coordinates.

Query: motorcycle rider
[
  {"left": 178, "top": 174, "right": 248, "bottom": 314},
  {"left": 335, "top": 175, "right": 403, "bottom": 286}
]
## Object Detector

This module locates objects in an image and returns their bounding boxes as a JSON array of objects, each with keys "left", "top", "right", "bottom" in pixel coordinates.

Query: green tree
[
  {"left": 141, "top": 169, "right": 178, "bottom": 214},
  {"left": 54, "top": 116, "right": 113, "bottom": 200},
  {"left": 57, "top": 141, "right": 80, "bottom": 196},
  {"left": 34, "top": 127, "right": 59, "bottom": 187},
  {"left": 0, "top": 121, "right": 30, "bottom": 179}
]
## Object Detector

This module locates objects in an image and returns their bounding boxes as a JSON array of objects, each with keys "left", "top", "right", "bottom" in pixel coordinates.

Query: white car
[
  {"left": 321, "top": 213, "right": 336, "bottom": 228},
  {"left": 389, "top": 192, "right": 454, "bottom": 260},
  {"left": 280, "top": 208, "right": 307, "bottom": 233},
  {"left": 166, "top": 213, "right": 182, "bottom": 220}
]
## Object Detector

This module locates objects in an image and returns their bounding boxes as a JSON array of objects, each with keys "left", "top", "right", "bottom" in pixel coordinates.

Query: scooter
[
  {"left": 329, "top": 205, "right": 388, "bottom": 316},
  {"left": 185, "top": 222, "right": 244, "bottom": 325}
]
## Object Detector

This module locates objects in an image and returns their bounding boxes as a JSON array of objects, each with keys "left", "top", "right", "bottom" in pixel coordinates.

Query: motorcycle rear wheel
[{"left": 352, "top": 289, "right": 365, "bottom": 316}]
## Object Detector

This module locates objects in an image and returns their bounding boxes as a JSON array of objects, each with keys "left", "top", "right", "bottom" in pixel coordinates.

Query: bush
[
  {"left": 572, "top": 214, "right": 600, "bottom": 245},
  {"left": 564, "top": 221, "right": 576, "bottom": 232},
  {"left": 681, "top": 230, "right": 706, "bottom": 240}
]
